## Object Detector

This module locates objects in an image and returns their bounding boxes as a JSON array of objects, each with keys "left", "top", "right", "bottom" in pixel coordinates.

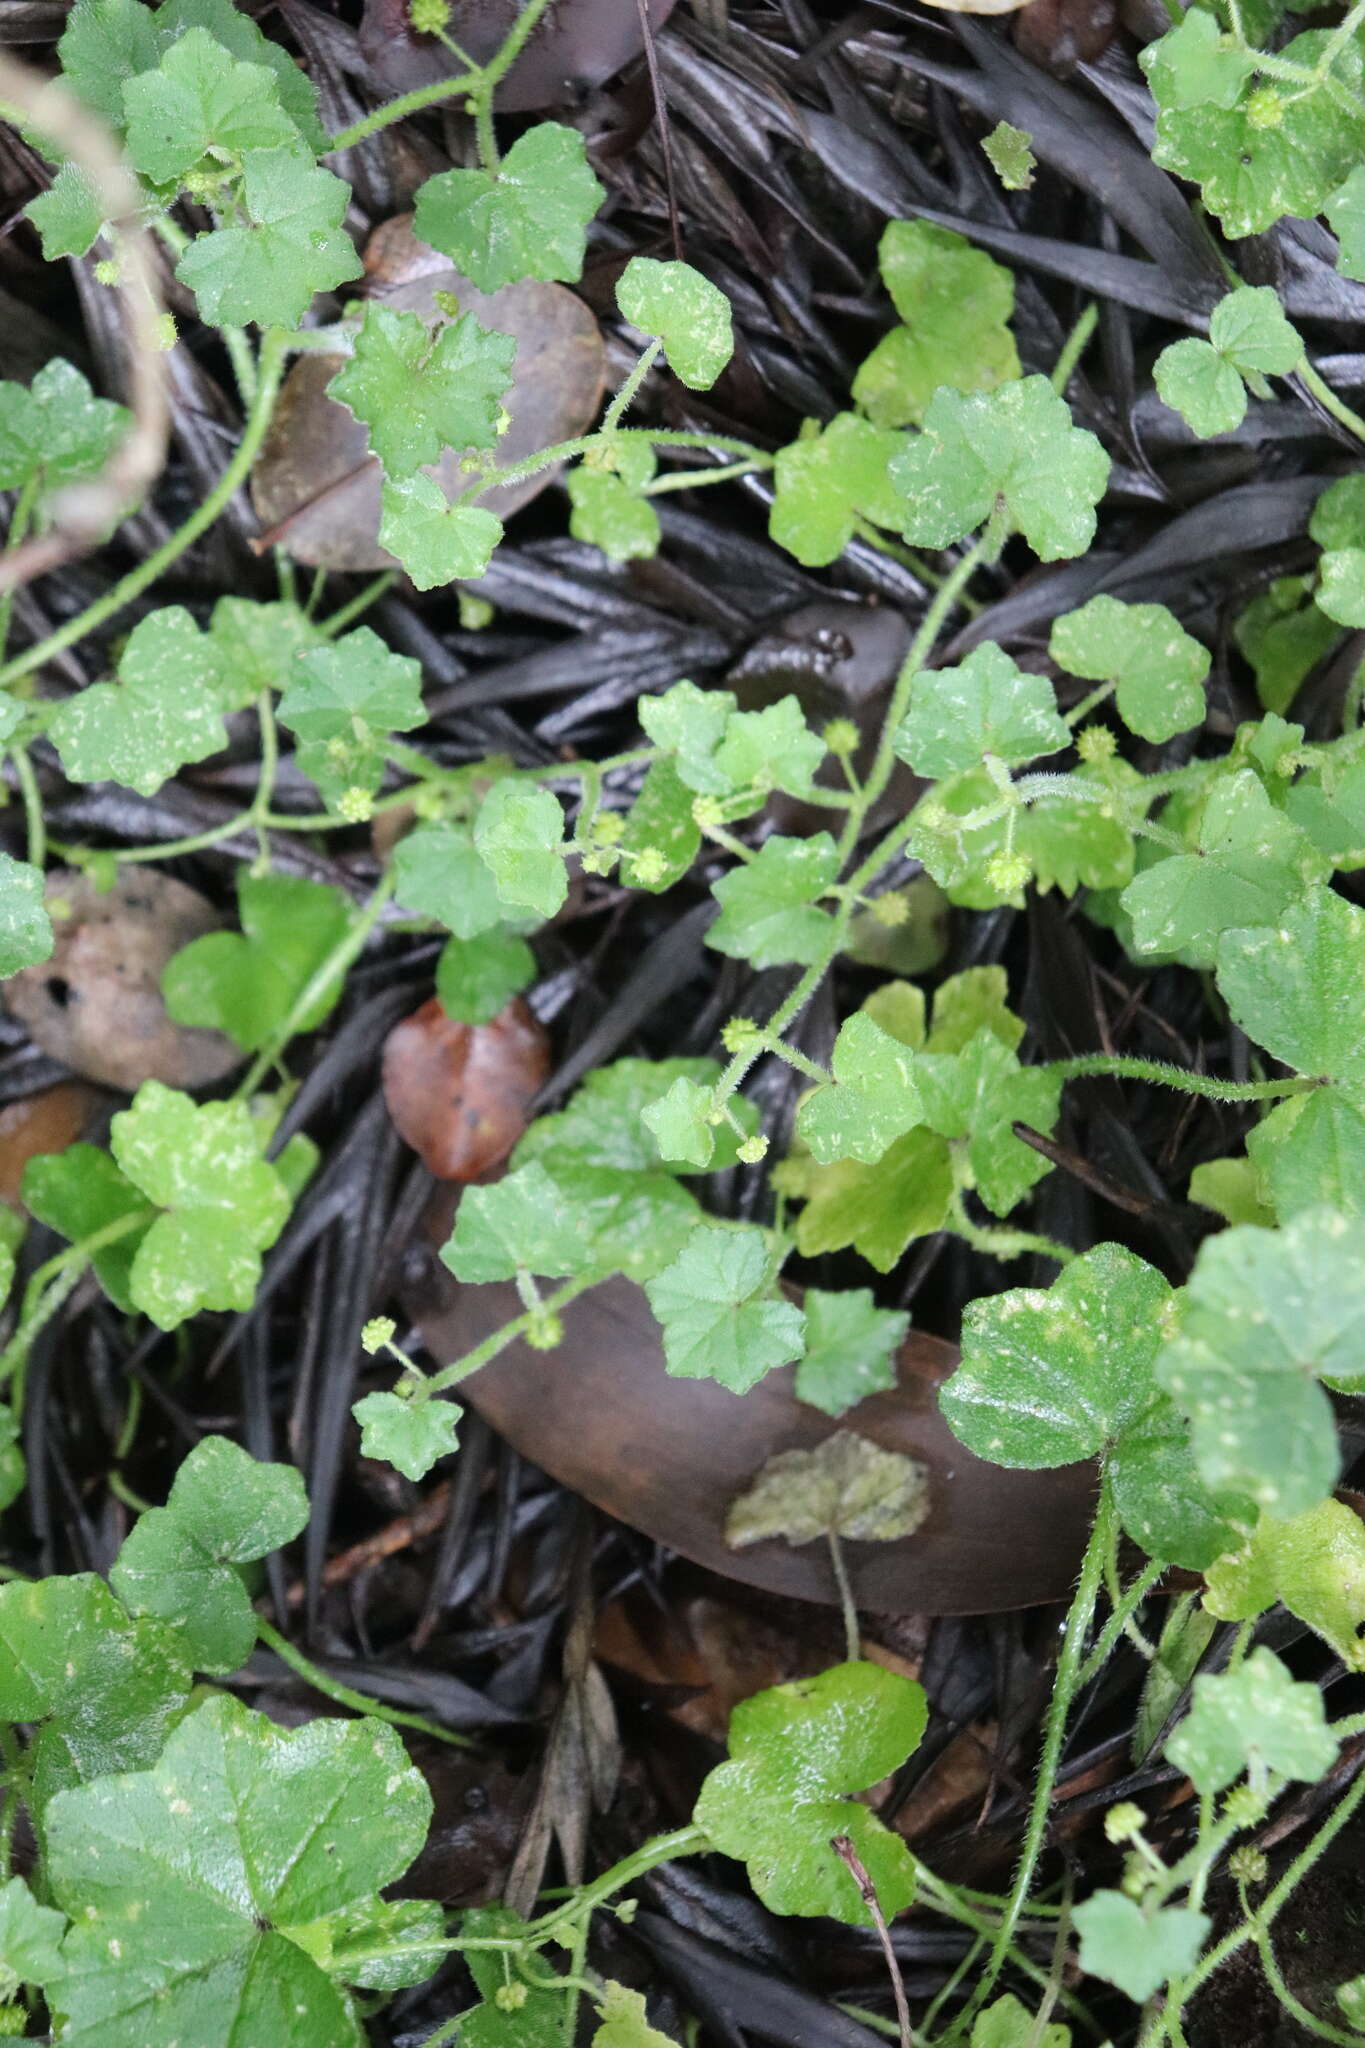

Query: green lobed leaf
[
  {"left": 442, "top": 1161, "right": 593, "bottom": 1283},
  {"left": 616, "top": 256, "right": 734, "bottom": 390},
  {"left": 277, "top": 624, "right": 425, "bottom": 807},
  {"left": 435, "top": 928, "right": 535, "bottom": 1024},
  {"left": 638, "top": 678, "right": 735, "bottom": 794},
  {"left": 1156, "top": 1205, "right": 1365, "bottom": 1516},
  {"left": 110, "top": 1081, "right": 292, "bottom": 1330},
  {"left": 942, "top": 1244, "right": 1170, "bottom": 1468},
  {"left": 643, "top": 1224, "right": 806, "bottom": 1393},
  {"left": 0, "top": 854, "right": 53, "bottom": 977},
  {"left": 392, "top": 821, "right": 506, "bottom": 939},
  {"left": 1234, "top": 575, "right": 1340, "bottom": 716},
  {"left": 797, "top": 1010, "right": 924, "bottom": 1166},
  {"left": 1073, "top": 1892, "right": 1209, "bottom": 2006},
  {"left": 0, "top": 1877, "right": 65, "bottom": 2001},
  {"left": 1049, "top": 595, "right": 1210, "bottom": 744},
  {"left": 413, "top": 122, "right": 602, "bottom": 292},
  {"left": 0, "top": 1574, "right": 191, "bottom": 1816},
  {"left": 618, "top": 758, "right": 700, "bottom": 891},
  {"left": 54, "top": 0, "right": 161, "bottom": 128},
  {"left": 27, "top": 163, "right": 106, "bottom": 261},
  {"left": 915, "top": 1027, "right": 1062, "bottom": 1217},
  {"left": 889, "top": 375, "right": 1109, "bottom": 561},
  {"left": 1166, "top": 1646, "right": 1337, "bottom": 1796},
  {"left": 1143, "top": 28, "right": 1365, "bottom": 239},
  {"left": 456, "top": 1907, "right": 563, "bottom": 2047},
  {"left": 1154, "top": 288, "right": 1302, "bottom": 439},
  {"left": 0, "top": 358, "right": 131, "bottom": 497},
  {"left": 162, "top": 870, "right": 352, "bottom": 1053},
  {"left": 1204, "top": 1498, "right": 1365, "bottom": 1671},
  {"left": 1139, "top": 8, "right": 1256, "bottom": 112},
  {"left": 942, "top": 1243, "right": 1246, "bottom": 1568},
  {"left": 1188, "top": 1154, "right": 1276, "bottom": 1231},
  {"left": 1209, "top": 285, "right": 1303, "bottom": 374},
  {"left": 982, "top": 121, "right": 1036, "bottom": 191},
  {"left": 47, "top": 605, "right": 228, "bottom": 797},
  {"left": 971, "top": 1994, "right": 1069, "bottom": 2048},
  {"left": 59, "top": 0, "right": 325, "bottom": 148},
  {"left": 895, "top": 641, "right": 1068, "bottom": 775},
  {"left": 1327, "top": 164, "right": 1365, "bottom": 282},
  {"left": 851, "top": 221, "right": 1019, "bottom": 430},
  {"left": 707, "top": 833, "right": 838, "bottom": 968},
  {"left": 46, "top": 1693, "right": 432, "bottom": 2046},
  {"left": 1153, "top": 337, "right": 1248, "bottom": 439},
  {"left": 693, "top": 1660, "right": 926, "bottom": 1924},
  {"left": 592, "top": 1982, "right": 680, "bottom": 2047},
  {"left": 177, "top": 145, "right": 360, "bottom": 329},
  {"left": 567, "top": 467, "right": 661, "bottom": 562},
  {"left": 472, "top": 780, "right": 568, "bottom": 921},
  {"left": 21, "top": 1142, "right": 148, "bottom": 1311},
  {"left": 379, "top": 475, "right": 503, "bottom": 590},
  {"left": 353, "top": 1389, "right": 461, "bottom": 1483},
  {"left": 207, "top": 594, "right": 321, "bottom": 706},
  {"left": 794, "top": 1288, "right": 908, "bottom": 1416},
  {"left": 711, "top": 696, "right": 826, "bottom": 802},
  {"left": 1248, "top": 1085, "right": 1365, "bottom": 1221},
  {"left": 110, "top": 1435, "right": 307, "bottom": 1673},
  {"left": 536, "top": 1162, "right": 704, "bottom": 1285},
  {"left": 1216, "top": 884, "right": 1365, "bottom": 1081},
  {"left": 1120, "top": 770, "right": 1329, "bottom": 967},
  {"left": 121, "top": 26, "right": 299, "bottom": 185},
  {"left": 783, "top": 1124, "right": 955, "bottom": 1271},
  {"left": 769, "top": 412, "right": 905, "bottom": 568},
  {"left": 329, "top": 304, "right": 516, "bottom": 478},
  {"left": 515, "top": 1055, "right": 739, "bottom": 1176}
]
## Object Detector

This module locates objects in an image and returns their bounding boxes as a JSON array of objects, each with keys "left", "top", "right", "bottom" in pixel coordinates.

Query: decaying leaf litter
[{"left": 3, "top": 0, "right": 1365, "bottom": 2042}]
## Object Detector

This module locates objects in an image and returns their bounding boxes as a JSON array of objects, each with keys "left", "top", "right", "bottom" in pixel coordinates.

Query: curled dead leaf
[
  {"left": 4, "top": 870, "right": 239, "bottom": 1091},
  {"left": 251, "top": 217, "right": 605, "bottom": 572},
  {"left": 382, "top": 995, "right": 550, "bottom": 1181}
]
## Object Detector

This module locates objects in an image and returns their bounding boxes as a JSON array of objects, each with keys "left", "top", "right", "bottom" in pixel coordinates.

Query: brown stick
[{"left": 831, "top": 1833, "right": 915, "bottom": 2048}]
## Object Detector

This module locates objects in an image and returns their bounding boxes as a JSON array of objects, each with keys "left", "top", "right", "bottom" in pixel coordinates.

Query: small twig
[
  {"left": 0, "top": 52, "right": 168, "bottom": 592},
  {"left": 831, "top": 1835, "right": 915, "bottom": 2048}
]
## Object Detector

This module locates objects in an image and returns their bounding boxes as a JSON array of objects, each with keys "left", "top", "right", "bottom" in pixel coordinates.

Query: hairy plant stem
[
  {"left": 1047, "top": 1053, "right": 1320, "bottom": 1103},
  {"left": 0, "top": 329, "right": 287, "bottom": 690},
  {"left": 469, "top": 425, "right": 771, "bottom": 503},
  {"left": 950, "top": 1481, "right": 1118, "bottom": 2038},
  {"left": 422, "top": 1277, "right": 591, "bottom": 1397},
  {"left": 255, "top": 1617, "right": 473, "bottom": 1750}
]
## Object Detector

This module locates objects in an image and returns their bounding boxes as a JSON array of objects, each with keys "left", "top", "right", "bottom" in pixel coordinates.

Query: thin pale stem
[{"left": 256, "top": 1617, "right": 473, "bottom": 1749}]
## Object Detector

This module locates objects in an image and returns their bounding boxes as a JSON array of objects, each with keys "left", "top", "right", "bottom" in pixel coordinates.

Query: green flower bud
[
  {"left": 1076, "top": 724, "right": 1117, "bottom": 763},
  {"left": 1104, "top": 1800, "right": 1145, "bottom": 1845}
]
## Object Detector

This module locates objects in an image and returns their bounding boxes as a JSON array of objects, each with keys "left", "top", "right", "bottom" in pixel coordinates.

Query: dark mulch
[{"left": 3, "top": 2, "right": 1365, "bottom": 2040}]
